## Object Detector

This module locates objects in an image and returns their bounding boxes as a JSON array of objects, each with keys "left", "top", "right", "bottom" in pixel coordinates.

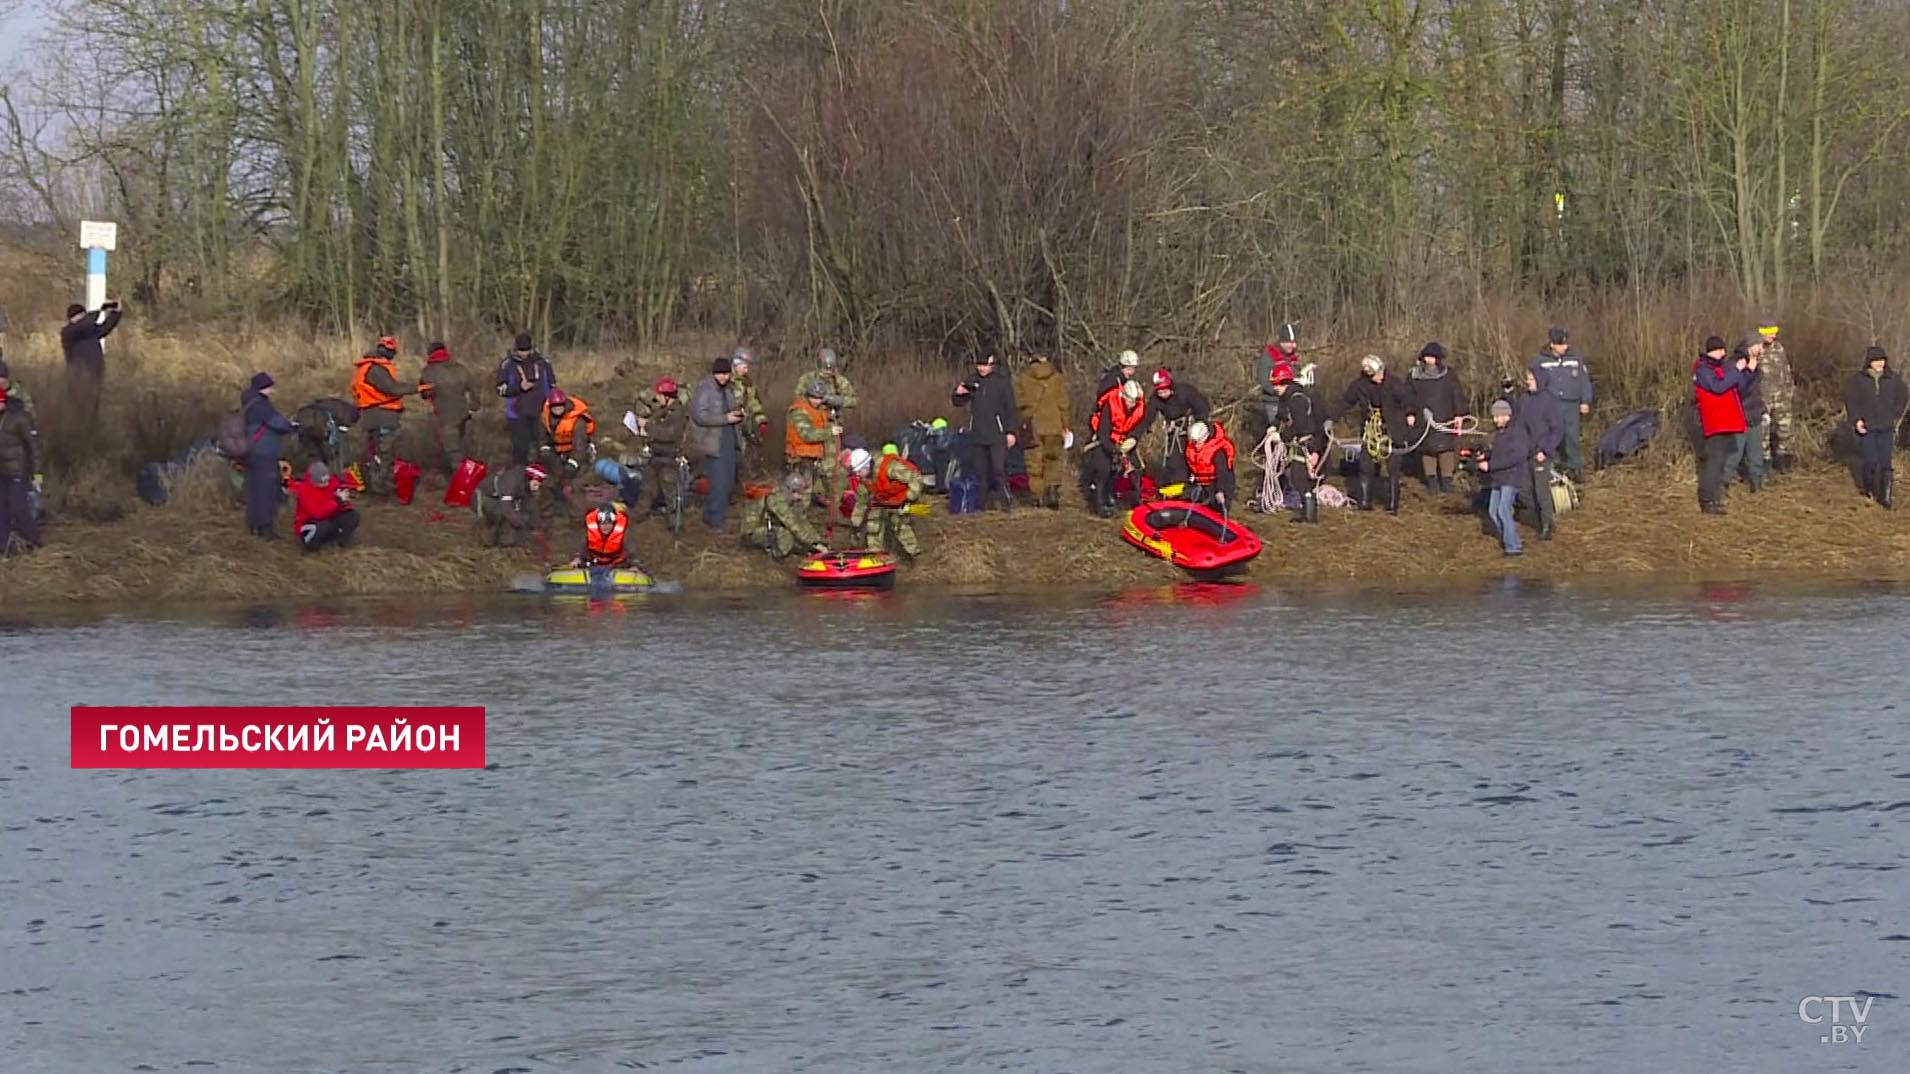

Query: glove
[
  {"left": 1119, "top": 437, "right": 1137, "bottom": 454},
  {"left": 825, "top": 394, "right": 847, "bottom": 410},
  {"left": 32, "top": 473, "right": 44, "bottom": 493},
  {"left": 829, "top": 424, "right": 843, "bottom": 437},
  {"left": 811, "top": 543, "right": 830, "bottom": 554},
  {"left": 757, "top": 421, "right": 770, "bottom": 439},
  {"left": 1762, "top": 413, "right": 1772, "bottom": 428},
  {"left": 565, "top": 456, "right": 581, "bottom": 473}
]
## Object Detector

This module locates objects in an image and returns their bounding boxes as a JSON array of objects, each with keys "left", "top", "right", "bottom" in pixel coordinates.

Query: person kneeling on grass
[
  {"left": 1477, "top": 399, "right": 1533, "bottom": 557},
  {"left": 289, "top": 462, "right": 360, "bottom": 553}
]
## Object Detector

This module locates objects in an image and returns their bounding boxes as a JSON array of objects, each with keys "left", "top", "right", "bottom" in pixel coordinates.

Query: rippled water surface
[{"left": 2, "top": 581, "right": 1905, "bottom": 1073}]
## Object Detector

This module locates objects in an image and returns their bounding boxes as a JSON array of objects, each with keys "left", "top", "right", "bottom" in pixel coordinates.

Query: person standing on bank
[
  {"left": 1529, "top": 325, "right": 1593, "bottom": 481},
  {"left": 952, "top": 353, "right": 1020, "bottom": 512},
  {"left": 1407, "top": 342, "right": 1467, "bottom": 493},
  {"left": 1013, "top": 351, "right": 1072, "bottom": 510},
  {"left": 62, "top": 294, "right": 124, "bottom": 418},
  {"left": 690, "top": 355, "right": 745, "bottom": 530},
  {"left": 1755, "top": 319, "right": 1795, "bottom": 468},
  {"left": 240, "top": 372, "right": 295, "bottom": 538},
  {"left": 1725, "top": 339, "right": 1769, "bottom": 492},
  {"left": 1844, "top": 345, "right": 1908, "bottom": 508},
  {"left": 496, "top": 332, "right": 557, "bottom": 465},
  {"left": 1692, "top": 335, "right": 1755, "bottom": 515},
  {"left": 1478, "top": 399, "right": 1532, "bottom": 556},
  {"left": 0, "top": 370, "right": 44, "bottom": 555}
]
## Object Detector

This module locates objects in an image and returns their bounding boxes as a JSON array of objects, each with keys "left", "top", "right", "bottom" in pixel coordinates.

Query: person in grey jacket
[
  {"left": 689, "top": 356, "right": 744, "bottom": 529},
  {"left": 1529, "top": 325, "right": 1593, "bottom": 481}
]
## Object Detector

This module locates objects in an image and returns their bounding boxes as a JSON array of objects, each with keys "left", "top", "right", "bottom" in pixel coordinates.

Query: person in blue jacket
[
  {"left": 1529, "top": 325, "right": 1593, "bottom": 481},
  {"left": 241, "top": 372, "right": 294, "bottom": 538}
]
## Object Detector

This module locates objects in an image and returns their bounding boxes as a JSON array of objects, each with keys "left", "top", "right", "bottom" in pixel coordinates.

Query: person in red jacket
[
  {"left": 1692, "top": 334, "right": 1757, "bottom": 515},
  {"left": 288, "top": 461, "right": 360, "bottom": 552}
]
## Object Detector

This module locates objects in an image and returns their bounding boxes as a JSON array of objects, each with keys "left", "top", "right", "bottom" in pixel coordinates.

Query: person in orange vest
[
  {"left": 571, "top": 502, "right": 633, "bottom": 569},
  {"left": 351, "top": 336, "right": 413, "bottom": 465},
  {"left": 785, "top": 379, "right": 837, "bottom": 491},
  {"left": 1081, "top": 379, "right": 1154, "bottom": 517},
  {"left": 851, "top": 443, "right": 924, "bottom": 557},
  {"left": 540, "top": 388, "right": 597, "bottom": 480},
  {"left": 1183, "top": 420, "right": 1237, "bottom": 511}
]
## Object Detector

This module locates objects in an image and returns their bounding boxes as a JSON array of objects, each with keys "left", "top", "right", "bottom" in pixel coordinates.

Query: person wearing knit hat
[
  {"left": 1529, "top": 324, "right": 1593, "bottom": 481},
  {"left": 1692, "top": 333, "right": 1756, "bottom": 515},
  {"left": 238, "top": 370, "right": 295, "bottom": 539},
  {"left": 690, "top": 353, "right": 745, "bottom": 529},
  {"left": 1409, "top": 342, "right": 1468, "bottom": 494},
  {"left": 1844, "top": 344, "right": 1908, "bottom": 507},
  {"left": 496, "top": 331, "right": 557, "bottom": 465},
  {"left": 417, "top": 340, "right": 482, "bottom": 476},
  {"left": 1478, "top": 398, "right": 1532, "bottom": 556},
  {"left": 60, "top": 293, "right": 123, "bottom": 422},
  {"left": 288, "top": 458, "right": 360, "bottom": 553}
]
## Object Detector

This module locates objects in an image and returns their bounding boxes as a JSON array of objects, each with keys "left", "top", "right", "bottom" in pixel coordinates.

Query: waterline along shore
[{"left": 3, "top": 464, "right": 1907, "bottom": 610}]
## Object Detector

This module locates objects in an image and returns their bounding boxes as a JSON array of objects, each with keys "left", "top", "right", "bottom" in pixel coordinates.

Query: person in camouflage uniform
[
  {"left": 1755, "top": 319, "right": 1795, "bottom": 467},
  {"left": 851, "top": 443, "right": 924, "bottom": 557},
  {"left": 728, "top": 348, "right": 770, "bottom": 446},
  {"left": 639, "top": 378, "right": 691, "bottom": 514},
  {"left": 785, "top": 378, "right": 838, "bottom": 489},
  {"left": 795, "top": 347, "right": 857, "bottom": 508},
  {"left": 1013, "top": 352, "right": 1071, "bottom": 508},
  {"left": 740, "top": 469, "right": 829, "bottom": 559},
  {"left": 476, "top": 462, "right": 548, "bottom": 548}
]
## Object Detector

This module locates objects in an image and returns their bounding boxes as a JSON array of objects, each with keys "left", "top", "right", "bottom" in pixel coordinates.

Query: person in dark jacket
[
  {"left": 1844, "top": 345, "right": 1908, "bottom": 508},
  {"left": 1338, "top": 355, "right": 1414, "bottom": 512},
  {"left": 495, "top": 332, "right": 557, "bottom": 465},
  {"left": 952, "top": 353, "right": 1020, "bottom": 511},
  {"left": 1507, "top": 370, "right": 1564, "bottom": 540},
  {"left": 1477, "top": 399, "right": 1531, "bottom": 556},
  {"left": 290, "top": 396, "right": 360, "bottom": 473},
  {"left": 240, "top": 372, "right": 295, "bottom": 538},
  {"left": 61, "top": 295, "right": 123, "bottom": 402},
  {"left": 1150, "top": 368, "right": 1212, "bottom": 486},
  {"left": 1254, "top": 324, "right": 1302, "bottom": 435},
  {"left": 476, "top": 462, "right": 548, "bottom": 547},
  {"left": 1693, "top": 335, "right": 1755, "bottom": 514},
  {"left": 1268, "top": 361, "right": 1324, "bottom": 522},
  {"left": 689, "top": 356, "right": 744, "bottom": 529},
  {"left": 1529, "top": 325, "right": 1593, "bottom": 481},
  {"left": 419, "top": 340, "right": 482, "bottom": 475},
  {"left": 1407, "top": 342, "right": 1467, "bottom": 492},
  {"left": 1721, "top": 340, "right": 1769, "bottom": 493},
  {"left": 0, "top": 377, "right": 45, "bottom": 555},
  {"left": 1095, "top": 349, "right": 1143, "bottom": 398}
]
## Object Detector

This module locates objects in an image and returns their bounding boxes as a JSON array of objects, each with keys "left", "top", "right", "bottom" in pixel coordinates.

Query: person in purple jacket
[{"left": 495, "top": 332, "right": 557, "bottom": 465}]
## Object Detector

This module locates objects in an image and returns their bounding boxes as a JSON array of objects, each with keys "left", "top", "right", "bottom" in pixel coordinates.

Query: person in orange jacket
[
  {"left": 351, "top": 336, "right": 414, "bottom": 464},
  {"left": 571, "top": 502, "right": 632, "bottom": 568},
  {"left": 1183, "top": 420, "right": 1237, "bottom": 511}
]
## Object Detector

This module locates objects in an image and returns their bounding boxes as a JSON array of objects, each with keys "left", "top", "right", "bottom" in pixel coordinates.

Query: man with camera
[
  {"left": 951, "top": 353, "right": 1020, "bottom": 512},
  {"left": 61, "top": 294, "right": 124, "bottom": 419}
]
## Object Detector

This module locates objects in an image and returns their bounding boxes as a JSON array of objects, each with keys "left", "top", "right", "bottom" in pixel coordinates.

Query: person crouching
[
  {"left": 1477, "top": 399, "right": 1533, "bottom": 556},
  {"left": 1183, "top": 421, "right": 1236, "bottom": 512},
  {"left": 289, "top": 462, "right": 360, "bottom": 553}
]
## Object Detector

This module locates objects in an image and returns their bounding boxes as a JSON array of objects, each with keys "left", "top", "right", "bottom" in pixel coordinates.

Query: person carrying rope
[
  {"left": 1262, "top": 361, "right": 1326, "bottom": 523},
  {"left": 1407, "top": 342, "right": 1468, "bottom": 493},
  {"left": 1337, "top": 354, "right": 1414, "bottom": 513},
  {"left": 1183, "top": 421, "right": 1236, "bottom": 511},
  {"left": 1150, "top": 368, "right": 1212, "bottom": 487},
  {"left": 1082, "top": 379, "right": 1153, "bottom": 517}
]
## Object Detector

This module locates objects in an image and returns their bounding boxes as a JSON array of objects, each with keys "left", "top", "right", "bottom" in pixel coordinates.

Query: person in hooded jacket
[
  {"left": 1692, "top": 334, "right": 1756, "bottom": 514},
  {"left": 240, "top": 372, "right": 295, "bottom": 538},
  {"left": 0, "top": 372, "right": 45, "bottom": 554},
  {"left": 418, "top": 340, "right": 482, "bottom": 476},
  {"left": 1150, "top": 368, "right": 1212, "bottom": 487},
  {"left": 1844, "top": 345, "right": 1908, "bottom": 508},
  {"left": 1337, "top": 355, "right": 1414, "bottom": 512},
  {"left": 1407, "top": 342, "right": 1467, "bottom": 493},
  {"left": 1013, "top": 352, "right": 1072, "bottom": 509},
  {"left": 496, "top": 332, "right": 557, "bottom": 465}
]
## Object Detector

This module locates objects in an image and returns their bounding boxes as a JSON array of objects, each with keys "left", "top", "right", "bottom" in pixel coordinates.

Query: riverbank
[{"left": 4, "top": 461, "right": 1908, "bottom": 609}]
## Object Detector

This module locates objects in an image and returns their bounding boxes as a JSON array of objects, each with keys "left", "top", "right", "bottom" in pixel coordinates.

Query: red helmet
[
  {"left": 547, "top": 388, "right": 569, "bottom": 408},
  {"left": 1269, "top": 362, "right": 1295, "bottom": 385},
  {"left": 525, "top": 463, "right": 549, "bottom": 482},
  {"left": 654, "top": 377, "right": 679, "bottom": 396},
  {"left": 375, "top": 336, "right": 398, "bottom": 357},
  {"left": 1152, "top": 368, "right": 1174, "bottom": 391}
]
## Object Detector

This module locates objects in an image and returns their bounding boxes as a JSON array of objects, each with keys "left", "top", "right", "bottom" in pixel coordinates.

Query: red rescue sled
[
  {"left": 796, "top": 548, "right": 898, "bottom": 590},
  {"left": 1120, "top": 499, "right": 1262, "bottom": 577},
  {"left": 445, "top": 458, "right": 488, "bottom": 507}
]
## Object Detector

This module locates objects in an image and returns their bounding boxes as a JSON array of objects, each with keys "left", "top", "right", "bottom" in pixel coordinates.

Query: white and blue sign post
[{"left": 79, "top": 219, "right": 117, "bottom": 313}]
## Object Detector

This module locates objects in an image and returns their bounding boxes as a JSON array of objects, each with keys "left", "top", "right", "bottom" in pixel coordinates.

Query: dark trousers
[
  {"left": 243, "top": 455, "right": 283, "bottom": 533},
  {"left": 970, "top": 441, "right": 1010, "bottom": 508},
  {"left": 1858, "top": 429, "right": 1894, "bottom": 488},
  {"left": 701, "top": 434, "right": 738, "bottom": 529},
  {"left": 1521, "top": 460, "right": 1555, "bottom": 532},
  {"left": 1082, "top": 445, "right": 1145, "bottom": 509},
  {"left": 1558, "top": 406, "right": 1584, "bottom": 475},
  {"left": 0, "top": 475, "right": 40, "bottom": 554},
  {"left": 1699, "top": 432, "right": 1741, "bottom": 506},
  {"left": 1160, "top": 434, "right": 1191, "bottom": 486},
  {"left": 299, "top": 509, "right": 360, "bottom": 552},
  {"left": 508, "top": 415, "right": 537, "bottom": 465},
  {"left": 433, "top": 416, "right": 471, "bottom": 475}
]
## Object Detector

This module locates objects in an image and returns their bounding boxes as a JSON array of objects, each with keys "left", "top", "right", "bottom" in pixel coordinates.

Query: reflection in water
[{"left": 2, "top": 582, "right": 1906, "bottom": 1074}]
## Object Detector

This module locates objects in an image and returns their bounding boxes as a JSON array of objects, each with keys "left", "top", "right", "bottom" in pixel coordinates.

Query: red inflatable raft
[
  {"left": 1120, "top": 499, "right": 1262, "bottom": 576},
  {"left": 796, "top": 549, "right": 898, "bottom": 590}
]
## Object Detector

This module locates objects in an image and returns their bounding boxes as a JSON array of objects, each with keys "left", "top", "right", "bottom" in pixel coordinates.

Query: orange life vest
[
  {"left": 1186, "top": 422, "right": 1236, "bottom": 485},
  {"left": 584, "top": 507, "right": 628, "bottom": 564},
  {"left": 1089, "top": 386, "right": 1146, "bottom": 439},
  {"left": 352, "top": 357, "right": 405, "bottom": 413},
  {"left": 870, "top": 454, "right": 918, "bottom": 508},
  {"left": 786, "top": 397, "right": 831, "bottom": 461},
  {"left": 543, "top": 395, "right": 596, "bottom": 455}
]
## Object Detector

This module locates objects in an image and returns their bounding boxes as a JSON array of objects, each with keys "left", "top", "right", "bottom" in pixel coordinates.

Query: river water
[{"left": 1, "top": 580, "right": 1904, "bottom": 1073}]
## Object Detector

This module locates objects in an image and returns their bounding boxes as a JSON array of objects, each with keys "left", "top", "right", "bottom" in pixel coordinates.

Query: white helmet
[
  {"left": 1360, "top": 354, "right": 1385, "bottom": 377},
  {"left": 1188, "top": 421, "right": 1210, "bottom": 444},
  {"left": 1119, "top": 380, "right": 1143, "bottom": 403},
  {"left": 847, "top": 447, "right": 872, "bottom": 474},
  {"left": 1118, "top": 349, "right": 1140, "bottom": 369}
]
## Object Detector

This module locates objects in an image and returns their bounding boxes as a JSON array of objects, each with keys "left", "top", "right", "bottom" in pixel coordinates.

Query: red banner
[{"left": 70, "top": 707, "right": 486, "bottom": 769}]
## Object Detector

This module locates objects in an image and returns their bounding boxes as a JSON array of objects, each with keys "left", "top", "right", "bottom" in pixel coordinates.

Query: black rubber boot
[
  {"left": 1291, "top": 490, "right": 1318, "bottom": 524},
  {"left": 1386, "top": 478, "right": 1401, "bottom": 515},
  {"left": 1880, "top": 471, "right": 1894, "bottom": 510},
  {"left": 1356, "top": 477, "right": 1374, "bottom": 510}
]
